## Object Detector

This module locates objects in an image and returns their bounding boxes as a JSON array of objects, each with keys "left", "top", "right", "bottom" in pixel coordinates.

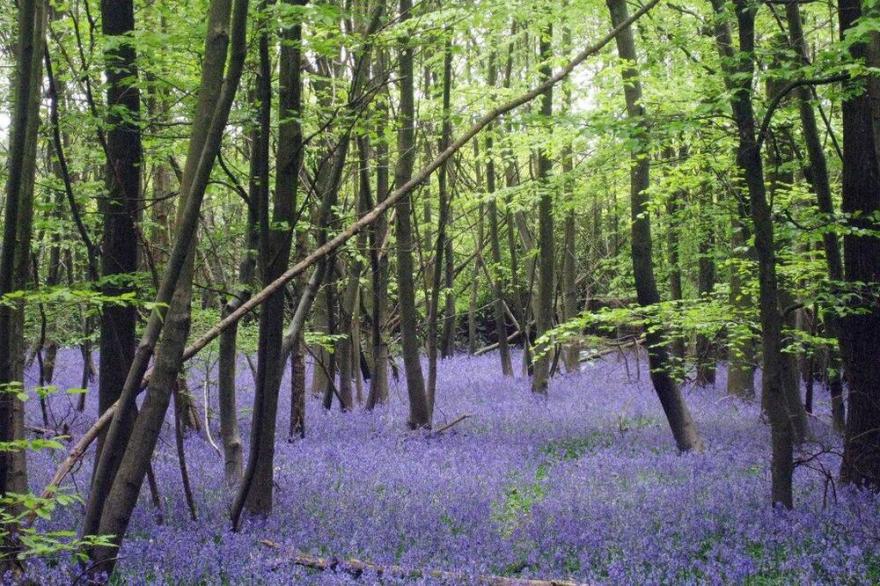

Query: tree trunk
[
  {"left": 366, "top": 84, "right": 391, "bottom": 409},
  {"left": 216, "top": 102, "right": 260, "bottom": 487},
  {"left": 709, "top": 0, "right": 792, "bottom": 506},
  {"left": 338, "top": 202, "right": 367, "bottom": 411},
  {"left": 97, "top": 0, "right": 142, "bottom": 474},
  {"left": 531, "top": 21, "right": 554, "bottom": 395},
  {"left": 726, "top": 216, "right": 756, "bottom": 399},
  {"left": 560, "top": 28, "right": 579, "bottom": 373},
  {"left": 608, "top": 0, "right": 703, "bottom": 452},
  {"left": 561, "top": 170, "right": 578, "bottom": 373},
  {"left": 785, "top": 2, "right": 846, "bottom": 432},
  {"left": 666, "top": 175, "right": 685, "bottom": 363},
  {"left": 695, "top": 226, "right": 716, "bottom": 386},
  {"left": 838, "top": 0, "right": 880, "bottom": 489},
  {"left": 427, "top": 36, "right": 453, "bottom": 414},
  {"left": 396, "top": 0, "right": 431, "bottom": 428},
  {"left": 242, "top": 0, "right": 304, "bottom": 516},
  {"left": 0, "top": 2, "right": 46, "bottom": 544},
  {"left": 485, "top": 54, "right": 513, "bottom": 376},
  {"left": 83, "top": 0, "right": 249, "bottom": 573}
]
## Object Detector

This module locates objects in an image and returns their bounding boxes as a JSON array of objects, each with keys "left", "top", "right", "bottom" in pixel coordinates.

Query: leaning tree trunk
[
  {"left": 608, "top": 0, "right": 703, "bottom": 452},
  {"left": 82, "top": 0, "right": 249, "bottom": 575}
]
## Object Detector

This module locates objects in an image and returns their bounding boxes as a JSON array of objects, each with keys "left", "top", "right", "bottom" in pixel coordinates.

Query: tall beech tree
[
  {"left": 1, "top": 0, "right": 47, "bottom": 545},
  {"left": 708, "top": 0, "right": 802, "bottom": 507},
  {"left": 838, "top": 0, "right": 880, "bottom": 489},
  {"left": 531, "top": 19, "right": 555, "bottom": 395},
  {"left": 395, "top": 0, "right": 431, "bottom": 427},
  {"left": 96, "top": 0, "right": 142, "bottom": 470},
  {"left": 607, "top": 0, "right": 703, "bottom": 453},
  {"left": 784, "top": 2, "right": 846, "bottom": 432}
]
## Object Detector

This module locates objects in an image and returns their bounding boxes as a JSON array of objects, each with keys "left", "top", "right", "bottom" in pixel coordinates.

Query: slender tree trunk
[
  {"left": 785, "top": 2, "right": 846, "bottom": 432},
  {"left": 396, "top": 0, "right": 431, "bottom": 428},
  {"left": 726, "top": 215, "right": 756, "bottom": 399},
  {"left": 0, "top": 2, "right": 46, "bottom": 544},
  {"left": 531, "top": 21, "right": 555, "bottom": 395},
  {"left": 695, "top": 226, "right": 716, "bottom": 386},
  {"left": 339, "top": 201, "right": 367, "bottom": 411},
  {"left": 441, "top": 224, "right": 456, "bottom": 357},
  {"left": 560, "top": 163, "right": 578, "bottom": 373},
  {"left": 216, "top": 117, "right": 259, "bottom": 487},
  {"left": 666, "top": 178, "right": 685, "bottom": 363},
  {"left": 427, "top": 36, "right": 453, "bottom": 414},
  {"left": 366, "top": 76, "right": 391, "bottom": 409},
  {"left": 485, "top": 54, "right": 513, "bottom": 376},
  {"left": 608, "top": 0, "right": 703, "bottom": 452},
  {"left": 242, "top": 0, "right": 304, "bottom": 516},
  {"left": 560, "top": 28, "right": 579, "bottom": 373},
  {"left": 709, "top": 0, "right": 792, "bottom": 506},
  {"left": 310, "top": 285, "right": 331, "bottom": 396}
]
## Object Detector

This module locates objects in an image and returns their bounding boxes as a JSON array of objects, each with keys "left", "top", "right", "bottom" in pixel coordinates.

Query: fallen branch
[
  {"left": 578, "top": 336, "right": 644, "bottom": 363},
  {"left": 475, "top": 330, "right": 523, "bottom": 356},
  {"left": 40, "top": 0, "right": 662, "bottom": 501},
  {"left": 432, "top": 413, "right": 472, "bottom": 435},
  {"left": 260, "top": 541, "right": 584, "bottom": 585},
  {"left": 25, "top": 406, "right": 115, "bottom": 525}
]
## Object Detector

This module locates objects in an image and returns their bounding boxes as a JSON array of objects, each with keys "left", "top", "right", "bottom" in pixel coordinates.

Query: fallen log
[{"left": 260, "top": 541, "right": 584, "bottom": 585}]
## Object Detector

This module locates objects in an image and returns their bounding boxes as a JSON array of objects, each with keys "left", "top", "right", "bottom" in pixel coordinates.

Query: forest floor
[{"left": 19, "top": 348, "right": 880, "bottom": 584}]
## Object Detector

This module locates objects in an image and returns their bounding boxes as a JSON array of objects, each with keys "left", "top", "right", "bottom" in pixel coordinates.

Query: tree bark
[
  {"left": 665, "top": 163, "right": 685, "bottom": 364},
  {"left": 366, "top": 80, "right": 391, "bottom": 408},
  {"left": 427, "top": 35, "right": 454, "bottom": 414},
  {"left": 695, "top": 225, "right": 716, "bottom": 386},
  {"left": 216, "top": 92, "right": 261, "bottom": 489},
  {"left": 241, "top": 0, "right": 299, "bottom": 517},
  {"left": 485, "top": 53, "right": 513, "bottom": 376},
  {"left": 785, "top": 2, "right": 846, "bottom": 432}
]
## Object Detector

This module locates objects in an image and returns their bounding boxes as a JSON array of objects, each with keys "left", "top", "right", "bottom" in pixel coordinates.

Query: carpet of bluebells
[{"left": 13, "top": 348, "right": 880, "bottom": 584}]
